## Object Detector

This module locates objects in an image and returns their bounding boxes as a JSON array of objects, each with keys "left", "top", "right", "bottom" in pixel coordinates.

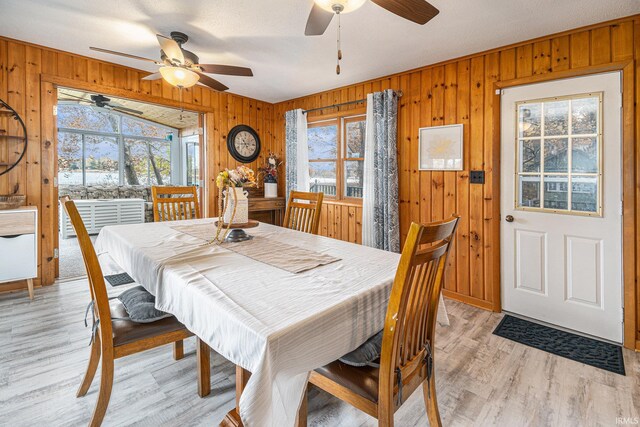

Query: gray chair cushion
[
  {"left": 339, "top": 330, "right": 383, "bottom": 367},
  {"left": 117, "top": 286, "right": 172, "bottom": 323}
]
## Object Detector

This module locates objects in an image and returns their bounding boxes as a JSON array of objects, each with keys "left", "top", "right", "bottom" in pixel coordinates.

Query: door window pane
[
  {"left": 309, "top": 162, "right": 337, "bottom": 196},
  {"left": 544, "top": 100, "right": 569, "bottom": 136},
  {"left": 571, "top": 176, "right": 598, "bottom": 212},
  {"left": 519, "top": 175, "right": 540, "bottom": 208},
  {"left": 186, "top": 141, "right": 200, "bottom": 187},
  {"left": 58, "top": 132, "right": 83, "bottom": 185},
  {"left": 544, "top": 138, "right": 568, "bottom": 173},
  {"left": 345, "top": 120, "right": 365, "bottom": 157},
  {"left": 543, "top": 175, "right": 568, "bottom": 210},
  {"left": 572, "top": 137, "right": 598, "bottom": 173},
  {"left": 84, "top": 135, "right": 119, "bottom": 185},
  {"left": 345, "top": 160, "right": 364, "bottom": 198},
  {"left": 571, "top": 97, "right": 598, "bottom": 135},
  {"left": 308, "top": 125, "right": 337, "bottom": 160},
  {"left": 519, "top": 139, "right": 540, "bottom": 172},
  {"left": 518, "top": 104, "right": 541, "bottom": 137}
]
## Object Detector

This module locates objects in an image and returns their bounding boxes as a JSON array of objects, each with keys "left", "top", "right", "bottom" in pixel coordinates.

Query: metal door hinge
[
  {"left": 53, "top": 248, "right": 59, "bottom": 259},
  {"left": 53, "top": 176, "right": 58, "bottom": 188},
  {"left": 619, "top": 200, "right": 623, "bottom": 216},
  {"left": 53, "top": 105, "right": 58, "bottom": 116},
  {"left": 197, "top": 127, "right": 204, "bottom": 135},
  {"left": 496, "top": 89, "right": 502, "bottom": 95},
  {"left": 621, "top": 307, "right": 624, "bottom": 323}
]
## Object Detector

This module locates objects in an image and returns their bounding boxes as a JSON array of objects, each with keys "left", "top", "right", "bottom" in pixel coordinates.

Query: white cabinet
[
  {"left": 0, "top": 206, "right": 37, "bottom": 299},
  {"left": 60, "top": 198, "right": 145, "bottom": 238}
]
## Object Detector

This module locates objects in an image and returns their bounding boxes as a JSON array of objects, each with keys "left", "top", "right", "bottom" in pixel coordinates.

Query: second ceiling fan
[
  {"left": 90, "top": 32, "right": 253, "bottom": 92},
  {"left": 305, "top": 0, "right": 439, "bottom": 74}
]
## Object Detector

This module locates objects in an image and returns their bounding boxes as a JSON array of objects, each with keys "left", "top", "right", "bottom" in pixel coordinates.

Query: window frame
[
  {"left": 514, "top": 92, "right": 603, "bottom": 217},
  {"left": 57, "top": 102, "right": 178, "bottom": 186},
  {"left": 307, "top": 108, "right": 366, "bottom": 203}
]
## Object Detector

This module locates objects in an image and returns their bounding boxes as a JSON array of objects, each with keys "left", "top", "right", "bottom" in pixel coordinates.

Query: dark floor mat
[
  {"left": 104, "top": 272, "right": 135, "bottom": 287},
  {"left": 493, "top": 315, "right": 625, "bottom": 375}
]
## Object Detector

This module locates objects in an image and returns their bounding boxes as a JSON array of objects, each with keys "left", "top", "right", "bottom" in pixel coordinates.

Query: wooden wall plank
[{"left": 570, "top": 30, "right": 591, "bottom": 68}]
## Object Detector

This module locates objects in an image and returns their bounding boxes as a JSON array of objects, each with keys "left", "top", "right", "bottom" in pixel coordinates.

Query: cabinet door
[{"left": 0, "top": 234, "right": 37, "bottom": 281}]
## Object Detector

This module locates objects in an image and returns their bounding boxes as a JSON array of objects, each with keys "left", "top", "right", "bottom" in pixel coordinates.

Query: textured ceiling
[{"left": 2, "top": 0, "right": 639, "bottom": 103}]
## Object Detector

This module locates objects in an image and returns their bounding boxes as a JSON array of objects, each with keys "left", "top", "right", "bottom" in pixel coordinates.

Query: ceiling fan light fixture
[
  {"left": 315, "top": 0, "right": 367, "bottom": 14},
  {"left": 159, "top": 66, "right": 200, "bottom": 88}
]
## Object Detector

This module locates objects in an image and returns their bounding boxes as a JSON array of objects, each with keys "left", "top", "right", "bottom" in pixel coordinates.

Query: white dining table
[{"left": 95, "top": 218, "right": 449, "bottom": 427}]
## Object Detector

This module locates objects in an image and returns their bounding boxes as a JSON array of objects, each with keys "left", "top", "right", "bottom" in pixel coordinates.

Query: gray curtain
[{"left": 362, "top": 89, "right": 400, "bottom": 252}]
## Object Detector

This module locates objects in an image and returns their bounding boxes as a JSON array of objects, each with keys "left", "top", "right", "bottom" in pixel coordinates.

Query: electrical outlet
[{"left": 470, "top": 170, "right": 485, "bottom": 184}]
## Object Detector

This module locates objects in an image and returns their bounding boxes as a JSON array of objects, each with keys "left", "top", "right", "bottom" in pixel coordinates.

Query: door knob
[{"left": 505, "top": 215, "right": 514, "bottom": 222}]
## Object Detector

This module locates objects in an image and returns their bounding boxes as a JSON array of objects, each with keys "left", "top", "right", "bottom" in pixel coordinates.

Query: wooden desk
[{"left": 248, "top": 197, "right": 285, "bottom": 226}]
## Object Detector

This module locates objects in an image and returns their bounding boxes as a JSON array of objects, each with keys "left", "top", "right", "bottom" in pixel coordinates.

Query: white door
[{"left": 500, "top": 72, "right": 623, "bottom": 343}]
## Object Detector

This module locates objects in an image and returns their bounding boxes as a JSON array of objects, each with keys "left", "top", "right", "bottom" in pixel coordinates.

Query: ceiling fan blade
[
  {"left": 157, "top": 34, "right": 185, "bottom": 64},
  {"left": 305, "top": 3, "right": 334, "bottom": 36},
  {"left": 141, "top": 72, "right": 163, "bottom": 81},
  {"left": 370, "top": 0, "right": 439, "bottom": 25},
  {"left": 195, "top": 64, "right": 253, "bottom": 77},
  {"left": 90, "top": 47, "right": 160, "bottom": 64},
  {"left": 194, "top": 71, "right": 229, "bottom": 92},
  {"left": 110, "top": 105, "right": 144, "bottom": 116}
]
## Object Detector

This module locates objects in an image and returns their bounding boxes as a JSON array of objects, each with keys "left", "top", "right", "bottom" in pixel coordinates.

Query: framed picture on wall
[{"left": 418, "top": 124, "right": 464, "bottom": 171}]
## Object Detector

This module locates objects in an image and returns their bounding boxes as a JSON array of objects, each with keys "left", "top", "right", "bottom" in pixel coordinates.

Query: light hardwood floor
[{"left": 0, "top": 279, "right": 638, "bottom": 426}]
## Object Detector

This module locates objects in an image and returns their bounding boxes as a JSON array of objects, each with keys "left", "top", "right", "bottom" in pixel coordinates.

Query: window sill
[{"left": 322, "top": 199, "right": 362, "bottom": 208}]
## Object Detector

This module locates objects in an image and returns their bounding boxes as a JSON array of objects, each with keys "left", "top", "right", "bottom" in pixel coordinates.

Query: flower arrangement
[
  {"left": 259, "top": 152, "right": 282, "bottom": 184},
  {"left": 216, "top": 165, "right": 256, "bottom": 189}
]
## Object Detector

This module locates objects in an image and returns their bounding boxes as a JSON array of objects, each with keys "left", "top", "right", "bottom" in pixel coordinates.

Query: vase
[
  {"left": 264, "top": 182, "right": 278, "bottom": 198},
  {"left": 223, "top": 186, "right": 249, "bottom": 224}
]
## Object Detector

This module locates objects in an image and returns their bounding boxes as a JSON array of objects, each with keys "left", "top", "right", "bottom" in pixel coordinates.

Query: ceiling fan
[
  {"left": 90, "top": 32, "right": 253, "bottom": 92},
  {"left": 305, "top": 0, "right": 439, "bottom": 74},
  {"left": 59, "top": 93, "right": 145, "bottom": 116}
]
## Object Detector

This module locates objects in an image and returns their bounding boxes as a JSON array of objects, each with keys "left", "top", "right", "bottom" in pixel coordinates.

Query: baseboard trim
[{"left": 442, "top": 290, "right": 495, "bottom": 311}]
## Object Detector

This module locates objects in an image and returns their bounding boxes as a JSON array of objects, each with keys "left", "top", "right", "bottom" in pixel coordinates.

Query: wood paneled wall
[
  {"left": 274, "top": 16, "right": 640, "bottom": 346},
  {"left": 0, "top": 36, "right": 277, "bottom": 288}
]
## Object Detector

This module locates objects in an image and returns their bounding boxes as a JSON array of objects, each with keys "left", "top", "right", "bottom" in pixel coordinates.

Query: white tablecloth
[{"left": 95, "top": 219, "right": 449, "bottom": 426}]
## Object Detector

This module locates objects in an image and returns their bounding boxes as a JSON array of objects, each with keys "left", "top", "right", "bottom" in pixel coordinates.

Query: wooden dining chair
[
  {"left": 151, "top": 186, "right": 201, "bottom": 222},
  {"left": 61, "top": 197, "right": 211, "bottom": 427},
  {"left": 283, "top": 190, "right": 324, "bottom": 235},
  {"left": 299, "top": 216, "right": 460, "bottom": 427}
]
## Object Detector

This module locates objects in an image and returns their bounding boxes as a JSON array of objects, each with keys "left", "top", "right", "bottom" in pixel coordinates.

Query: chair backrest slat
[
  {"left": 151, "top": 186, "right": 201, "bottom": 222},
  {"left": 60, "top": 196, "right": 114, "bottom": 347},
  {"left": 283, "top": 191, "right": 324, "bottom": 235},
  {"left": 378, "top": 215, "right": 459, "bottom": 410}
]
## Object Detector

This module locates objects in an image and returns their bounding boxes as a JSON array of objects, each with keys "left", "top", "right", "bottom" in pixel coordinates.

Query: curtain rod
[{"left": 301, "top": 90, "right": 403, "bottom": 115}]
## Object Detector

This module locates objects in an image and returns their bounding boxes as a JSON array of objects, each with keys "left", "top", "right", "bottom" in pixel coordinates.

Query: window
[
  {"left": 516, "top": 93, "right": 601, "bottom": 215},
  {"left": 183, "top": 135, "right": 200, "bottom": 187},
  {"left": 307, "top": 114, "right": 366, "bottom": 200},
  {"left": 57, "top": 103, "right": 177, "bottom": 186}
]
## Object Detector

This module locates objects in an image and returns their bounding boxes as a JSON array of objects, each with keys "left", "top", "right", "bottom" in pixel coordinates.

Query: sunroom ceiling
[{"left": 58, "top": 88, "right": 198, "bottom": 130}]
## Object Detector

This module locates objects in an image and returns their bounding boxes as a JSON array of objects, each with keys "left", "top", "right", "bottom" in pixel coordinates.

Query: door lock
[{"left": 505, "top": 215, "right": 514, "bottom": 222}]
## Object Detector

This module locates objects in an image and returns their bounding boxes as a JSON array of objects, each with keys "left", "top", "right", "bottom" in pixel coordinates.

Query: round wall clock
[{"left": 227, "top": 125, "right": 261, "bottom": 163}]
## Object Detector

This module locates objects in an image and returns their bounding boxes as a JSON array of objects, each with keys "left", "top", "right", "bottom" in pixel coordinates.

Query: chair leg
[
  {"left": 422, "top": 375, "right": 442, "bottom": 427},
  {"left": 196, "top": 337, "right": 211, "bottom": 397},
  {"left": 77, "top": 335, "right": 101, "bottom": 397},
  {"left": 296, "top": 385, "right": 308, "bottom": 427},
  {"left": 173, "top": 340, "right": 184, "bottom": 360},
  {"left": 89, "top": 351, "right": 114, "bottom": 427}
]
